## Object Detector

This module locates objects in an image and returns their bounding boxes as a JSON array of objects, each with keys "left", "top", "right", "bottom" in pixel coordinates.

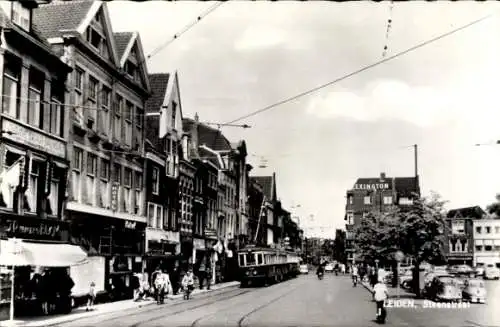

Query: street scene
[{"left": 0, "top": 0, "right": 499, "bottom": 326}]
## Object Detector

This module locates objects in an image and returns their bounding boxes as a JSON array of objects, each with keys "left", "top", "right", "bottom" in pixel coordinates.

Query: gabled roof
[
  {"left": 394, "top": 177, "right": 419, "bottom": 197},
  {"left": 250, "top": 176, "right": 274, "bottom": 201},
  {"left": 447, "top": 206, "right": 486, "bottom": 219},
  {"left": 198, "top": 147, "right": 219, "bottom": 169},
  {"left": 145, "top": 73, "right": 170, "bottom": 114},
  {"left": 33, "top": 0, "right": 94, "bottom": 39},
  {"left": 114, "top": 32, "right": 133, "bottom": 60},
  {"left": 33, "top": 0, "right": 120, "bottom": 66},
  {"left": 183, "top": 118, "right": 232, "bottom": 151}
]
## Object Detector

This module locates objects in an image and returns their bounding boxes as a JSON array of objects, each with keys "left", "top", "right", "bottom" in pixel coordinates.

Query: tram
[{"left": 237, "top": 245, "right": 301, "bottom": 287}]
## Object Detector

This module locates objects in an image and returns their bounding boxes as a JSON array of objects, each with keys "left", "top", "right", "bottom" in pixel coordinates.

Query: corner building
[
  {"left": 34, "top": 1, "right": 151, "bottom": 300},
  {"left": 344, "top": 172, "right": 419, "bottom": 264}
]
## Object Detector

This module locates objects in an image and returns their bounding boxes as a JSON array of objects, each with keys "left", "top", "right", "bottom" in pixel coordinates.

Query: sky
[{"left": 108, "top": 1, "right": 500, "bottom": 238}]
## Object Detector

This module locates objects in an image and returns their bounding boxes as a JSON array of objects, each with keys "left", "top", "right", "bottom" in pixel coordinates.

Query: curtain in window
[
  {"left": 71, "top": 171, "right": 81, "bottom": 202},
  {"left": 156, "top": 205, "right": 162, "bottom": 229},
  {"left": 135, "top": 189, "right": 142, "bottom": 214},
  {"left": 148, "top": 203, "right": 155, "bottom": 228},
  {"left": 2, "top": 77, "right": 18, "bottom": 116},
  {"left": 99, "top": 180, "right": 109, "bottom": 208},
  {"left": 86, "top": 175, "right": 94, "bottom": 205},
  {"left": 124, "top": 187, "right": 131, "bottom": 213},
  {"left": 47, "top": 179, "right": 59, "bottom": 216},
  {"left": 25, "top": 173, "right": 37, "bottom": 213}
]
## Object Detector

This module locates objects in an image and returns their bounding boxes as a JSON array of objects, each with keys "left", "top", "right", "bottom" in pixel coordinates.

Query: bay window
[
  {"left": 99, "top": 159, "right": 110, "bottom": 209},
  {"left": 2, "top": 54, "right": 21, "bottom": 117},
  {"left": 25, "top": 159, "right": 40, "bottom": 213},
  {"left": 87, "top": 76, "right": 98, "bottom": 129},
  {"left": 86, "top": 153, "right": 97, "bottom": 205},
  {"left": 124, "top": 168, "right": 132, "bottom": 213},
  {"left": 28, "top": 68, "right": 44, "bottom": 128},
  {"left": 134, "top": 171, "right": 142, "bottom": 215},
  {"left": 72, "top": 148, "right": 83, "bottom": 202},
  {"left": 46, "top": 165, "right": 62, "bottom": 217},
  {"left": 74, "top": 68, "right": 84, "bottom": 125},
  {"left": 114, "top": 95, "right": 123, "bottom": 141}
]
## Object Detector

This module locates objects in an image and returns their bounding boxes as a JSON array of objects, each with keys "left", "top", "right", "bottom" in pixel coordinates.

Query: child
[{"left": 86, "top": 282, "right": 96, "bottom": 311}]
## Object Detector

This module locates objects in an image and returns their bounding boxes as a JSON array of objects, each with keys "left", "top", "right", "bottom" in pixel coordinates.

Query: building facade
[
  {"left": 0, "top": 1, "right": 72, "bottom": 243},
  {"left": 144, "top": 72, "right": 183, "bottom": 274},
  {"left": 444, "top": 206, "right": 484, "bottom": 266},
  {"left": 473, "top": 218, "right": 500, "bottom": 268},
  {"left": 250, "top": 173, "right": 279, "bottom": 247},
  {"left": 247, "top": 178, "right": 266, "bottom": 246},
  {"left": 344, "top": 172, "right": 420, "bottom": 263},
  {"left": 179, "top": 139, "right": 196, "bottom": 268},
  {"left": 34, "top": 1, "right": 150, "bottom": 299}
]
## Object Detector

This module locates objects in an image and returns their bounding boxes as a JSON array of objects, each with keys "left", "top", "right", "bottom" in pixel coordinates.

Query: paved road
[{"left": 53, "top": 274, "right": 499, "bottom": 327}]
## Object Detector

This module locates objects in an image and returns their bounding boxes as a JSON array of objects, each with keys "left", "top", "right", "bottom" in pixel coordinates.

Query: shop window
[
  {"left": 72, "top": 148, "right": 83, "bottom": 202},
  {"left": 27, "top": 68, "right": 44, "bottom": 128},
  {"left": 46, "top": 165, "right": 62, "bottom": 217},
  {"left": 24, "top": 160, "right": 40, "bottom": 213},
  {"left": 99, "top": 159, "right": 110, "bottom": 209},
  {"left": 86, "top": 153, "right": 97, "bottom": 205},
  {"left": 2, "top": 54, "right": 21, "bottom": 118},
  {"left": 0, "top": 151, "right": 23, "bottom": 210}
]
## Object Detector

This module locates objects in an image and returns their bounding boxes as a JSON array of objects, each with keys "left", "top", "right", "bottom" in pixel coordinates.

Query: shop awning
[{"left": 0, "top": 239, "right": 88, "bottom": 267}]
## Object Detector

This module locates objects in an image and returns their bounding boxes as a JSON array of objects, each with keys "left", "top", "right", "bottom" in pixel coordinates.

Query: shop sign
[
  {"left": 193, "top": 238, "right": 205, "bottom": 249},
  {"left": 1, "top": 219, "right": 62, "bottom": 239},
  {"left": 353, "top": 183, "right": 390, "bottom": 190},
  {"left": 2, "top": 119, "right": 65, "bottom": 157},
  {"left": 124, "top": 220, "right": 136, "bottom": 229},
  {"left": 111, "top": 183, "right": 119, "bottom": 212}
]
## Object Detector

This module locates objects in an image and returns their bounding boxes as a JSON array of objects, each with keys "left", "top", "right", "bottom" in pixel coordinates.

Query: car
[
  {"left": 484, "top": 264, "right": 500, "bottom": 280},
  {"left": 462, "top": 278, "right": 487, "bottom": 304},
  {"left": 474, "top": 266, "right": 485, "bottom": 277},
  {"left": 324, "top": 263, "right": 334, "bottom": 273},
  {"left": 454, "top": 265, "right": 475, "bottom": 277},
  {"left": 423, "top": 275, "right": 463, "bottom": 302},
  {"left": 299, "top": 264, "right": 309, "bottom": 274}
]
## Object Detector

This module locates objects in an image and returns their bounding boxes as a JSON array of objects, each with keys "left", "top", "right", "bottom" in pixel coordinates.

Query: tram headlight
[
  {"left": 245, "top": 271, "right": 250, "bottom": 276},
  {"left": 252, "top": 270, "right": 257, "bottom": 276}
]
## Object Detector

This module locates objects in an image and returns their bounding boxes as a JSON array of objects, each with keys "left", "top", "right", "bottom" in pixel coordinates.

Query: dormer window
[
  {"left": 86, "top": 27, "right": 108, "bottom": 58},
  {"left": 11, "top": 2, "right": 31, "bottom": 32},
  {"left": 125, "top": 60, "right": 138, "bottom": 81}
]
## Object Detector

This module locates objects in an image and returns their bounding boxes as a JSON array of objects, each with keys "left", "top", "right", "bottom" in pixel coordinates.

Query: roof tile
[
  {"left": 250, "top": 176, "right": 273, "bottom": 199},
  {"left": 33, "top": 0, "right": 94, "bottom": 39},
  {"left": 114, "top": 32, "right": 133, "bottom": 61},
  {"left": 145, "top": 73, "right": 169, "bottom": 113},
  {"left": 183, "top": 118, "right": 232, "bottom": 151}
]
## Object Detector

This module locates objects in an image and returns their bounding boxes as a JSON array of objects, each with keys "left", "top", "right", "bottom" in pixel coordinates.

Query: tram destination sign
[{"left": 353, "top": 183, "right": 390, "bottom": 190}]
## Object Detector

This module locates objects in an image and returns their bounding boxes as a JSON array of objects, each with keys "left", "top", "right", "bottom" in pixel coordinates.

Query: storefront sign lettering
[
  {"left": 4, "top": 219, "right": 60, "bottom": 238},
  {"left": 111, "top": 183, "right": 119, "bottom": 212},
  {"left": 353, "top": 183, "right": 389, "bottom": 190},
  {"left": 3, "top": 119, "right": 65, "bottom": 157}
]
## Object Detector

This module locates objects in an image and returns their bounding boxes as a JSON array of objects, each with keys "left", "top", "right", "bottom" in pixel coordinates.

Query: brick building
[
  {"left": 344, "top": 172, "right": 420, "bottom": 263},
  {"left": 34, "top": 1, "right": 150, "bottom": 299}
]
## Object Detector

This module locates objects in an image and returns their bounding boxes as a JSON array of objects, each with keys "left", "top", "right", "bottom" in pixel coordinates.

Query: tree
[
  {"left": 333, "top": 229, "right": 347, "bottom": 263},
  {"left": 486, "top": 194, "right": 500, "bottom": 218},
  {"left": 353, "top": 192, "right": 447, "bottom": 297}
]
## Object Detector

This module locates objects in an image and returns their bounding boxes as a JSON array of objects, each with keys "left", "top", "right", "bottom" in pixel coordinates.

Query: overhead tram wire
[{"left": 222, "top": 13, "right": 493, "bottom": 126}]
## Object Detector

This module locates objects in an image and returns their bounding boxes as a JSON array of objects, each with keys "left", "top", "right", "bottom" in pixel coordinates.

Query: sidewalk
[{"left": 1, "top": 281, "right": 240, "bottom": 327}]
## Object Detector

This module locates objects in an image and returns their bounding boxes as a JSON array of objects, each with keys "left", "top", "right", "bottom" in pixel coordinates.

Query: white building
[{"left": 473, "top": 219, "right": 500, "bottom": 267}]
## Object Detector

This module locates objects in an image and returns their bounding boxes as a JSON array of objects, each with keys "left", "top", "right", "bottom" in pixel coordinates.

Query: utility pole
[{"left": 414, "top": 144, "right": 420, "bottom": 196}]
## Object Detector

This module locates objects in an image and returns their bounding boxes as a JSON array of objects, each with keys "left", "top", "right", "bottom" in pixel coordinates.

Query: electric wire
[{"left": 222, "top": 13, "right": 493, "bottom": 126}]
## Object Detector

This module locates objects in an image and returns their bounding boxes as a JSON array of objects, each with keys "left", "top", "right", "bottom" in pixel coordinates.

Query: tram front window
[{"left": 246, "top": 253, "right": 256, "bottom": 266}]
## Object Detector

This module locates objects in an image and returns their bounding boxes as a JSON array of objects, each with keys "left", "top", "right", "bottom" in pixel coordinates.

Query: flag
[
  {"left": 0, "top": 157, "right": 24, "bottom": 208},
  {"left": 159, "top": 106, "right": 168, "bottom": 138}
]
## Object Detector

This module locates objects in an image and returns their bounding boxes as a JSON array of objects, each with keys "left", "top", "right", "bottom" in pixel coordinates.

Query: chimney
[
  {"left": 194, "top": 112, "right": 199, "bottom": 123},
  {"left": 380, "top": 172, "right": 386, "bottom": 180}
]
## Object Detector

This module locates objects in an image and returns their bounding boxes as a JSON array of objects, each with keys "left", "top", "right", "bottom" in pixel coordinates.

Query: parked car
[
  {"left": 324, "top": 263, "right": 334, "bottom": 273},
  {"left": 299, "top": 264, "right": 309, "bottom": 274},
  {"left": 399, "top": 270, "right": 413, "bottom": 289},
  {"left": 474, "top": 266, "right": 485, "bottom": 277},
  {"left": 454, "top": 265, "right": 475, "bottom": 277},
  {"left": 462, "top": 278, "right": 487, "bottom": 304},
  {"left": 423, "top": 275, "right": 463, "bottom": 302},
  {"left": 484, "top": 264, "right": 500, "bottom": 280}
]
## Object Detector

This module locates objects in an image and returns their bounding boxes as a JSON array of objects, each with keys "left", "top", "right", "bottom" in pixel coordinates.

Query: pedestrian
[
  {"left": 372, "top": 277, "right": 389, "bottom": 321},
  {"left": 198, "top": 261, "right": 206, "bottom": 290},
  {"left": 86, "top": 282, "right": 96, "bottom": 311},
  {"left": 171, "top": 266, "right": 180, "bottom": 295}
]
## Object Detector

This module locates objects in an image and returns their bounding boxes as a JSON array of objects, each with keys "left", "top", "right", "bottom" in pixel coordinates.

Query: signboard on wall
[
  {"left": 353, "top": 183, "right": 390, "bottom": 190},
  {"left": 451, "top": 220, "right": 465, "bottom": 234}
]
